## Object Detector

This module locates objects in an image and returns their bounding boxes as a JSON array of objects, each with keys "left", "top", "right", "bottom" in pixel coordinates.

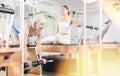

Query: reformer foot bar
[{"left": 24, "top": 60, "right": 53, "bottom": 74}]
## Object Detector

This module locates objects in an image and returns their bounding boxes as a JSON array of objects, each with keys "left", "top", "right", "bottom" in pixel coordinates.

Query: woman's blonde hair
[{"left": 32, "top": 14, "right": 46, "bottom": 28}]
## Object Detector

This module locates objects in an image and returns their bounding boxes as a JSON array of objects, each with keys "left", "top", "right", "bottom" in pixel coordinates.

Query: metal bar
[
  {"left": 20, "top": 0, "right": 24, "bottom": 76},
  {"left": 0, "top": 7, "right": 14, "bottom": 14},
  {"left": 5, "top": 15, "right": 14, "bottom": 48}
]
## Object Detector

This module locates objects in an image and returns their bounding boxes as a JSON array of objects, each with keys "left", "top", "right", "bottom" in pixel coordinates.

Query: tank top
[
  {"left": 28, "top": 26, "right": 40, "bottom": 37},
  {"left": 58, "top": 18, "right": 71, "bottom": 35}
]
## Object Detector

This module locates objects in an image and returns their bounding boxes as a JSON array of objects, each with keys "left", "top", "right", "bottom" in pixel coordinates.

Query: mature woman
[{"left": 10, "top": 14, "right": 46, "bottom": 64}]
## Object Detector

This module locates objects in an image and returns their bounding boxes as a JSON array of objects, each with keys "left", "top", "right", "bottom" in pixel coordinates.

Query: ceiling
[{"left": 0, "top": 0, "right": 98, "bottom": 10}]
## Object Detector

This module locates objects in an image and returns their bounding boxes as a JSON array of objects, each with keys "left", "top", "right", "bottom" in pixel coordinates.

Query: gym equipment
[
  {"left": 24, "top": 60, "right": 53, "bottom": 74},
  {"left": 24, "top": 60, "right": 53, "bottom": 68},
  {"left": 0, "top": 48, "right": 21, "bottom": 76},
  {"left": 0, "top": 67, "right": 5, "bottom": 71},
  {"left": 104, "top": 20, "right": 111, "bottom": 24},
  {"left": 9, "top": 45, "right": 20, "bottom": 48},
  {"left": 78, "top": 25, "right": 99, "bottom": 30},
  {"left": 0, "top": 7, "right": 14, "bottom": 14}
]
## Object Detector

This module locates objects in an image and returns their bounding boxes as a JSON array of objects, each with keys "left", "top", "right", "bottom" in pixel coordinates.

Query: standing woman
[{"left": 42, "top": 5, "right": 84, "bottom": 44}]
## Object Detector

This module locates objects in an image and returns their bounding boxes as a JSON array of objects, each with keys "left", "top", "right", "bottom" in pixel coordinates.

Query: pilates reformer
[
  {"left": 25, "top": 25, "right": 99, "bottom": 76},
  {"left": 0, "top": 48, "right": 22, "bottom": 76},
  {"left": 25, "top": 25, "right": 84, "bottom": 76},
  {"left": 24, "top": 59, "right": 53, "bottom": 74},
  {"left": 0, "top": 48, "right": 21, "bottom": 66}
]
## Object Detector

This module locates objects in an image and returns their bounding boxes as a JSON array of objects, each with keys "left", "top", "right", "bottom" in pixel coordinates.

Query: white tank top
[{"left": 58, "top": 18, "right": 71, "bottom": 35}]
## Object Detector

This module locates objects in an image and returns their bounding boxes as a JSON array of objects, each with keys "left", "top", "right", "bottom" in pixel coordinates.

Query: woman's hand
[
  {"left": 24, "top": 59, "right": 32, "bottom": 67},
  {"left": 38, "top": 54, "right": 46, "bottom": 64},
  {"left": 40, "top": 58, "right": 46, "bottom": 64}
]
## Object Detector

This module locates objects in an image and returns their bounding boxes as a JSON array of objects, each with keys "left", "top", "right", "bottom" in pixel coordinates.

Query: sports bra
[
  {"left": 58, "top": 18, "right": 71, "bottom": 35},
  {"left": 28, "top": 26, "right": 40, "bottom": 37}
]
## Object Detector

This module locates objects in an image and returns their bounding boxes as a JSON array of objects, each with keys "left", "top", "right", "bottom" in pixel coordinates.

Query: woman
[
  {"left": 10, "top": 14, "right": 46, "bottom": 65},
  {"left": 42, "top": 5, "right": 84, "bottom": 44}
]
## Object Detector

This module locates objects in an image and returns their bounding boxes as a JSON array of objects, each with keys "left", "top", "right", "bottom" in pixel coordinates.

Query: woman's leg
[
  {"left": 41, "top": 35, "right": 57, "bottom": 44},
  {"left": 58, "top": 35, "right": 71, "bottom": 44},
  {"left": 9, "top": 26, "right": 19, "bottom": 45}
]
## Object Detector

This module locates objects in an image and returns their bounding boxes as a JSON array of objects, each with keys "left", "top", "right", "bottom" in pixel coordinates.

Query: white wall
[
  {"left": 42, "top": 14, "right": 57, "bottom": 38},
  {"left": 102, "top": 11, "right": 120, "bottom": 42},
  {"left": 71, "top": 13, "right": 84, "bottom": 44},
  {"left": 85, "top": 10, "right": 120, "bottom": 42},
  {"left": 87, "top": 12, "right": 98, "bottom": 40}
]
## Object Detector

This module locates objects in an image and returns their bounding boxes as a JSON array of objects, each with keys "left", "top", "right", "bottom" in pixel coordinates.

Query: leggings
[{"left": 41, "top": 34, "right": 71, "bottom": 44}]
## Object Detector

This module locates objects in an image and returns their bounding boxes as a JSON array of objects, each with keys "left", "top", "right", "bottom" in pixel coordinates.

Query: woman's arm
[
  {"left": 36, "top": 31, "right": 42, "bottom": 59},
  {"left": 71, "top": 18, "right": 84, "bottom": 26},
  {"left": 36, "top": 30, "right": 46, "bottom": 63},
  {"left": 24, "top": 22, "right": 30, "bottom": 62},
  {"left": 57, "top": 25, "right": 59, "bottom": 33}
]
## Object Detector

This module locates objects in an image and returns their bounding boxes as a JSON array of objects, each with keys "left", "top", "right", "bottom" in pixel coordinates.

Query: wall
[{"left": 86, "top": 11, "right": 111, "bottom": 42}]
